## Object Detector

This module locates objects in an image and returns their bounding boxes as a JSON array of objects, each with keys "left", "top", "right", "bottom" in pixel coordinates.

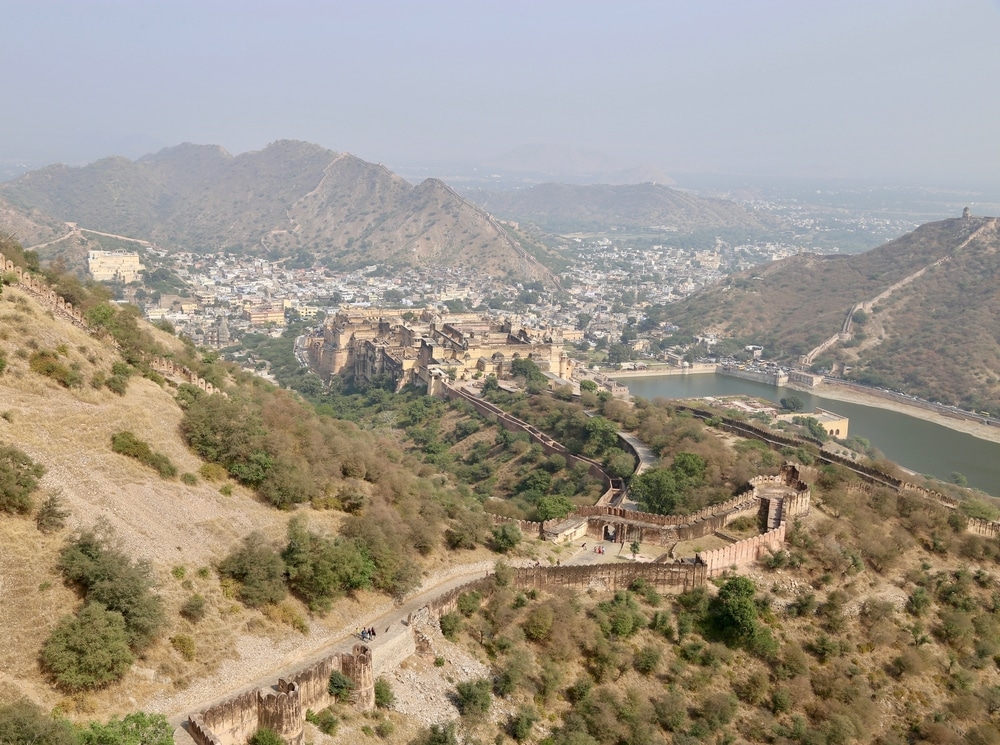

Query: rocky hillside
[
  {"left": 462, "top": 181, "right": 783, "bottom": 234},
  {"left": 0, "top": 265, "right": 500, "bottom": 723},
  {"left": 668, "top": 215, "right": 1000, "bottom": 413},
  {"left": 0, "top": 141, "right": 557, "bottom": 281}
]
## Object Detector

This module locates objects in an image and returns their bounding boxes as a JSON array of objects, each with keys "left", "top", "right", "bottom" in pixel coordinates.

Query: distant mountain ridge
[
  {"left": 0, "top": 140, "right": 556, "bottom": 281},
  {"left": 462, "top": 181, "right": 782, "bottom": 234},
  {"left": 668, "top": 215, "right": 1000, "bottom": 413}
]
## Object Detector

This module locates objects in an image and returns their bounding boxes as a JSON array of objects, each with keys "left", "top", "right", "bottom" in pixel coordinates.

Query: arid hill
[
  {"left": 0, "top": 141, "right": 557, "bottom": 281},
  {"left": 668, "top": 215, "right": 1000, "bottom": 412},
  {"left": 462, "top": 181, "right": 783, "bottom": 234}
]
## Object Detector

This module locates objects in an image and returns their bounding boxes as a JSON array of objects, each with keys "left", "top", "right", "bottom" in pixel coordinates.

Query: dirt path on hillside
[{"left": 159, "top": 559, "right": 526, "bottom": 737}]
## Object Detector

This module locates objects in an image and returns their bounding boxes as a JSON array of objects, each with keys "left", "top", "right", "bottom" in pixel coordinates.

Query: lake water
[{"left": 624, "top": 374, "right": 1000, "bottom": 496}]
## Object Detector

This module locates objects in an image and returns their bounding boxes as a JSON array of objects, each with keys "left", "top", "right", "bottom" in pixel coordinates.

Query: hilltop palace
[{"left": 304, "top": 309, "right": 574, "bottom": 394}]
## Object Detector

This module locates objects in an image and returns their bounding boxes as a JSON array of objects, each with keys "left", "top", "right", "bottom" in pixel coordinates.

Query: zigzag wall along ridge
[{"left": 1, "top": 252, "right": 223, "bottom": 395}]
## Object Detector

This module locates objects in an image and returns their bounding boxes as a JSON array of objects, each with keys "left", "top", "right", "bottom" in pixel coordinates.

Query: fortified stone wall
[
  {"left": 188, "top": 646, "right": 374, "bottom": 745},
  {"left": 968, "top": 518, "right": 1000, "bottom": 539},
  {"left": 151, "top": 356, "right": 222, "bottom": 395},
  {"left": 2, "top": 255, "right": 91, "bottom": 331},
  {"left": 696, "top": 524, "right": 786, "bottom": 577},
  {"left": 444, "top": 385, "right": 617, "bottom": 496}
]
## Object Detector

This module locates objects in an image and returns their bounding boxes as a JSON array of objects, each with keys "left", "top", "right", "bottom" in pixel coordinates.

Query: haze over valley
[{"left": 4, "top": 3, "right": 1000, "bottom": 745}]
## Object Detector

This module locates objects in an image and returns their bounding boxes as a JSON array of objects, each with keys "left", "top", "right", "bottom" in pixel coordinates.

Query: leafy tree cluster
[
  {"left": 630, "top": 452, "right": 708, "bottom": 515},
  {"left": 42, "top": 524, "right": 165, "bottom": 690},
  {"left": 0, "top": 700, "right": 172, "bottom": 745}
]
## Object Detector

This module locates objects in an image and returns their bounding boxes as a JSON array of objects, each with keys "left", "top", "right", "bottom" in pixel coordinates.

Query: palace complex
[{"left": 305, "top": 309, "right": 574, "bottom": 393}]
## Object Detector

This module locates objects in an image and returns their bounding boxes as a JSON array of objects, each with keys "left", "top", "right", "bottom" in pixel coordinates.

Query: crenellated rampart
[
  {"left": 697, "top": 524, "right": 786, "bottom": 577},
  {"left": 188, "top": 645, "right": 374, "bottom": 745},
  {"left": 151, "top": 356, "right": 223, "bottom": 396},
  {"left": 2, "top": 253, "right": 91, "bottom": 331}
]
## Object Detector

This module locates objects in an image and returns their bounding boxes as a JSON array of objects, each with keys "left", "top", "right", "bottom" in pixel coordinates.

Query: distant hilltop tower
[{"left": 963, "top": 206, "right": 971, "bottom": 219}]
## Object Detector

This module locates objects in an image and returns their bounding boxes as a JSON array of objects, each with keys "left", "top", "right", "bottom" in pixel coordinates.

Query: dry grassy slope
[
  {"left": 0, "top": 285, "right": 509, "bottom": 721},
  {"left": 0, "top": 286, "right": 295, "bottom": 712},
  {"left": 0, "top": 141, "right": 551, "bottom": 279}
]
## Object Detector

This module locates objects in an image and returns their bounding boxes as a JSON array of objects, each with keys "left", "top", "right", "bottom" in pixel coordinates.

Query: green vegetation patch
[{"left": 110, "top": 431, "right": 177, "bottom": 478}]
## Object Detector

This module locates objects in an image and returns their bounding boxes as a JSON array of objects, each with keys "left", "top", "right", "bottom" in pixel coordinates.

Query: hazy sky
[{"left": 3, "top": 0, "right": 999, "bottom": 183}]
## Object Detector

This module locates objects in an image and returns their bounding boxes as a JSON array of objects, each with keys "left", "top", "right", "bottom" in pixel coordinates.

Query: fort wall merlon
[
  {"left": 150, "top": 356, "right": 222, "bottom": 396},
  {"left": 2, "top": 253, "right": 90, "bottom": 330},
  {"left": 188, "top": 646, "right": 374, "bottom": 745}
]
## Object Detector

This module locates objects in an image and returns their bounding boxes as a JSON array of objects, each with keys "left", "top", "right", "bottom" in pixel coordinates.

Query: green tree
[
  {"left": 58, "top": 525, "right": 165, "bottom": 650},
  {"left": 374, "top": 677, "right": 396, "bottom": 709},
  {"left": 41, "top": 603, "right": 134, "bottom": 691},
  {"left": 0, "top": 444, "right": 45, "bottom": 514},
  {"left": 584, "top": 416, "right": 619, "bottom": 457},
  {"left": 35, "top": 491, "right": 70, "bottom": 533},
  {"left": 78, "top": 712, "right": 174, "bottom": 745},
  {"left": 328, "top": 671, "right": 355, "bottom": 702},
  {"left": 0, "top": 698, "right": 77, "bottom": 745},
  {"left": 606, "top": 343, "right": 631, "bottom": 365},
  {"left": 282, "top": 516, "right": 375, "bottom": 610},
  {"left": 491, "top": 522, "right": 522, "bottom": 553},
  {"left": 630, "top": 468, "right": 681, "bottom": 514},
  {"left": 780, "top": 396, "right": 804, "bottom": 412},
  {"left": 455, "top": 678, "right": 492, "bottom": 718},
  {"left": 536, "top": 495, "right": 575, "bottom": 521},
  {"left": 713, "top": 576, "right": 760, "bottom": 645},
  {"left": 218, "top": 533, "right": 287, "bottom": 608},
  {"left": 630, "top": 540, "right": 640, "bottom": 561}
]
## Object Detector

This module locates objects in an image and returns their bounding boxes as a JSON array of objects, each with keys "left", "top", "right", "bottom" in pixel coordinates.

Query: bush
[
  {"left": 218, "top": 533, "right": 287, "bottom": 608},
  {"left": 305, "top": 708, "right": 338, "bottom": 735},
  {"left": 507, "top": 705, "right": 538, "bottom": 742},
  {"left": 0, "top": 698, "right": 77, "bottom": 745},
  {"left": 35, "top": 491, "right": 70, "bottom": 533},
  {"left": 440, "top": 612, "right": 462, "bottom": 640},
  {"left": 328, "top": 670, "right": 355, "bottom": 702},
  {"left": 0, "top": 444, "right": 45, "bottom": 514},
  {"left": 180, "top": 594, "right": 207, "bottom": 622},
  {"left": 414, "top": 723, "right": 459, "bottom": 745},
  {"left": 58, "top": 524, "right": 165, "bottom": 650},
  {"left": 199, "top": 462, "right": 229, "bottom": 481},
  {"left": 110, "top": 431, "right": 177, "bottom": 478},
  {"left": 171, "top": 633, "right": 196, "bottom": 660},
  {"left": 455, "top": 678, "right": 492, "bottom": 718},
  {"left": 249, "top": 728, "right": 284, "bottom": 745},
  {"left": 78, "top": 712, "right": 174, "bottom": 745},
  {"left": 374, "top": 677, "right": 396, "bottom": 709},
  {"left": 105, "top": 374, "right": 129, "bottom": 396},
  {"left": 180, "top": 472, "right": 198, "bottom": 485},
  {"left": 491, "top": 522, "right": 522, "bottom": 553},
  {"left": 29, "top": 350, "right": 82, "bottom": 388},
  {"left": 282, "top": 516, "right": 376, "bottom": 611},
  {"left": 634, "top": 645, "right": 662, "bottom": 675},
  {"left": 41, "top": 603, "right": 134, "bottom": 691}
]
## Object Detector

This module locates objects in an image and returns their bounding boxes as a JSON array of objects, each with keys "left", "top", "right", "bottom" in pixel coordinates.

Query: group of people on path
[
  {"left": 580, "top": 542, "right": 607, "bottom": 555},
  {"left": 358, "top": 627, "right": 378, "bottom": 642}
]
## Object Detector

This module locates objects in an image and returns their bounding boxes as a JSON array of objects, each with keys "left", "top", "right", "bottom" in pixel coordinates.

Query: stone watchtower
[
  {"left": 963, "top": 206, "right": 971, "bottom": 219},
  {"left": 343, "top": 644, "right": 375, "bottom": 710}
]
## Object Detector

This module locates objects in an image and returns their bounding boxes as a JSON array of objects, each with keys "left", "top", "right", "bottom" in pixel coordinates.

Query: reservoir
[{"left": 624, "top": 374, "right": 1000, "bottom": 496}]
